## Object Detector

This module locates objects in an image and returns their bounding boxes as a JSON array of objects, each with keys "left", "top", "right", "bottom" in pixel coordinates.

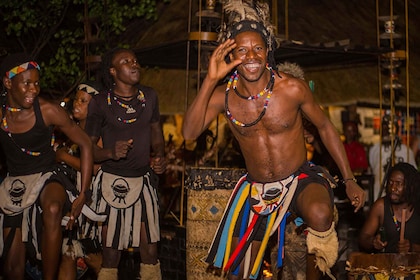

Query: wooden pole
[{"left": 400, "top": 208, "right": 407, "bottom": 241}]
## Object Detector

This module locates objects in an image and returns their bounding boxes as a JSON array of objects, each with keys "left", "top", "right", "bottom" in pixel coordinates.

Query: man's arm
[
  {"left": 183, "top": 39, "right": 241, "bottom": 140},
  {"left": 89, "top": 135, "right": 133, "bottom": 162},
  {"left": 150, "top": 121, "right": 167, "bottom": 175},
  {"left": 182, "top": 76, "right": 223, "bottom": 140},
  {"left": 358, "top": 199, "right": 385, "bottom": 252},
  {"left": 299, "top": 85, "right": 366, "bottom": 211}
]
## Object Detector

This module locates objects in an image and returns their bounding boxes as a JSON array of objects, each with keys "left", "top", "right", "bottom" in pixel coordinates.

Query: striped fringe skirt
[{"left": 94, "top": 169, "right": 160, "bottom": 250}]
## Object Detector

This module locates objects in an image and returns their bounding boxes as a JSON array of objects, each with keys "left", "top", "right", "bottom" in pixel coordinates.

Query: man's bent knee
[
  {"left": 297, "top": 183, "right": 333, "bottom": 230},
  {"left": 302, "top": 201, "right": 333, "bottom": 231}
]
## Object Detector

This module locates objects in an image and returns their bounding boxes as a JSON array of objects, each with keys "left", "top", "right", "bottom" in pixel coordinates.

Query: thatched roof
[{"left": 126, "top": 0, "right": 419, "bottom": 114}]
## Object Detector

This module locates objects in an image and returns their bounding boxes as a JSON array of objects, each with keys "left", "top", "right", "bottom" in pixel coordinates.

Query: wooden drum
[
  {"left": 185, "top": 167, "right": 246, "bottom": 280},
  {"left": 347, "top": 252, "right": 420, "bottom": 280}
]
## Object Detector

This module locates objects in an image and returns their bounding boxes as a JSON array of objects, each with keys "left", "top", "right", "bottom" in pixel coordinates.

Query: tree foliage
[{"left": 0, "top": 0, "right": 161, "bottom": 98}]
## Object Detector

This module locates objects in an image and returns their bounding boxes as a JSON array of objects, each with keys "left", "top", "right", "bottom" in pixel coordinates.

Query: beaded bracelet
[{"left": 341, "top": 177, "right": 357, "bottom": 184}]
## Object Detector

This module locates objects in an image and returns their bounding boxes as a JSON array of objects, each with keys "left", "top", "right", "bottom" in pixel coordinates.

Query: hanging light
[{"left": 188, "top": 0, "right": 221, "bottom": 76}]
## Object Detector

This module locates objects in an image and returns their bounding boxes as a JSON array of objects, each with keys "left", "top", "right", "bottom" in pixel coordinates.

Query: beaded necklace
[
  {"left": 107, "top": 89, "right": 146, "bottom": 124},
  {"left": 389, "top": 205, "right": 400, "bottom": 231},
  {"left": 4, "top": 105, "right": 22, "bottom": 112},
  {"left": 225, "top": 67, "right": 275, "bottom": 127},
  {"left": 231, "top": 66, "right": 274, "bottom": 100},
  {"left": 1, "top": 113, "right": 55, "bottom": 156}
]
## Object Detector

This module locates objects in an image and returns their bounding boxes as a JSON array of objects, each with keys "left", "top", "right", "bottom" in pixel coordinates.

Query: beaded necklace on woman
[
  {"left": 225, "top": 66, "right": 275, "bottom": 127},
  {"left": 107, "top": 88, "right": 146, "bottom": 124},
  {"left": 1, "top": 103, "right": 55, "bottom": 156}
]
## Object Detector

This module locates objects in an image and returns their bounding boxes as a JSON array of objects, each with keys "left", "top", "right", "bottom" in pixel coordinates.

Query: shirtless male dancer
[
  {"left": 182, "top": 1, "right": 365, "bottom": 279},
  {"left": 0, "top": 53, "right": 93, "bottom": 280}
]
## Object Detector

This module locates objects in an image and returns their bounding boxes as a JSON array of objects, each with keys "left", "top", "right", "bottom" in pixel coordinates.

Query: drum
[
  {"left": 185, "top": 167, "right": 245, "bottom": 280},
  {"left": 347, "top": 252, "right": 420, "bottom": 280}
]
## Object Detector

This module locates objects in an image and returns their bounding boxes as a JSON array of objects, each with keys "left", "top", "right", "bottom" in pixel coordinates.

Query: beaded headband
[
  {"left": 6, "top": 61, "right": 40, "bottom": 79},
  {"left": 77, "top": 83, "right": 99, "bottom": 96},
  {"left": 228, "top": 20, "right": 274, "bottom": 51},
  {"left": 218, "top": 0, "right": 279, "bottom": 69}
]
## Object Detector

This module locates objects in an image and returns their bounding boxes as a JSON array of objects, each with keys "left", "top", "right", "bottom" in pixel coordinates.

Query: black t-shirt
[{"left": 85, "top": 85, "right": 160, "bottom": 177}]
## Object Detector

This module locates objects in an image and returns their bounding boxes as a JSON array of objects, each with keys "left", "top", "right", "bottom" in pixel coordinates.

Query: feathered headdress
[{"left": 218, "top": 0, "right": 278, "bottom": 52}]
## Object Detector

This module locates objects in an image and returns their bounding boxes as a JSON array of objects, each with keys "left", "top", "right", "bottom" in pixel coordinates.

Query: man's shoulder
[
  {"left": 372, "top": 197, "right": 386, "bottom": 212},
  {"left": 275, "top": 74, "right": 314, "bottom": 106}
]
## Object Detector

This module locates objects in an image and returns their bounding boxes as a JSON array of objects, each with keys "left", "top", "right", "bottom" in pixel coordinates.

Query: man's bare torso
[{"left": 223, "top": 73, "right": 308, "bottom": 182}]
